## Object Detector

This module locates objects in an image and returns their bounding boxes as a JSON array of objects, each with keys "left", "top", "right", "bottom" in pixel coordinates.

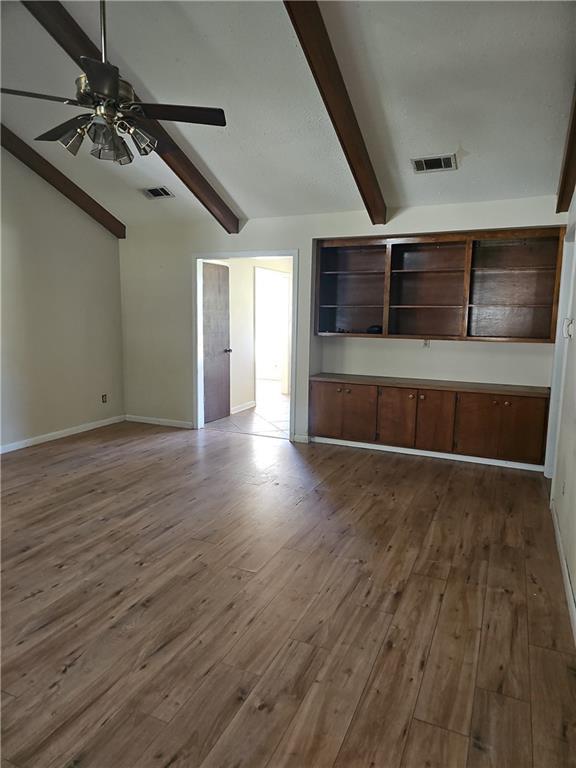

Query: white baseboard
[
  {"left": 125, "top": 415, "right": 194, "bottom": 429},
  {"left": 0, "top": 416, "right": 125, "bottom": 454},
  {"left": 310, "top": 437, "right": 544, "bottom": 472},
  {"left": 230, "top": 401, "right": 256, "bottom": 415},
  {"left": 550, "top": 500, "right": 576, "bottom": 645}
]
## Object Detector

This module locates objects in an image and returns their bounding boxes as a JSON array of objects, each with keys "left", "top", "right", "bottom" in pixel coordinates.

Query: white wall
[
  {"left": 551, "top": 195, "right": 576, "bottom": 625},
  {"left": 1, "top": 150, "right": 124, "bottom": 447},
  {"left": 119, "top": 195, "right": 566, "bottom": 437},
  {"left": 321, "top": 337, "right": 554, "bottom": 386}
]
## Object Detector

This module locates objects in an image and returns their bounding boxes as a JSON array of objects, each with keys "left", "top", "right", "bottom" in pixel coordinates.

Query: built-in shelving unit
[
  {"left": 317, "top": 247, "right": 387, "bottom": 335},
  {"left": 315, "top": 227, "right": 564, "bottom": 342}
]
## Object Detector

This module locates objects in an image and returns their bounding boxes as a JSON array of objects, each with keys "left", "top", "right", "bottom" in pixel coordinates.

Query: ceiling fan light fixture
[
  {"left": 129, "top": 125, "right": 157, "bottom": 156},
  {"left": 87, "top": 117, "right": 113, "bottom": 148},
  {"left": 90, "top": 132, "right": 133, "bottom": 165},
  {"left": 58, "top": 125, "right": 86, "bottom": 156}
]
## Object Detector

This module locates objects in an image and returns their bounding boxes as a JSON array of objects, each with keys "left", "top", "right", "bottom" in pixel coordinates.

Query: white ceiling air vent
[
  {"left": 411, "top": 154, "right": 457, "bottom": 173},
  {"left": 142, "top": 186, "right": 175, "bottom": 199}
]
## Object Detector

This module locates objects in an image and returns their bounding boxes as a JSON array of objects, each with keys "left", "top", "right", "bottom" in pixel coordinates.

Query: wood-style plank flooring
[{"left": 2, "top": 423, "right": 575, "bottom": 768}]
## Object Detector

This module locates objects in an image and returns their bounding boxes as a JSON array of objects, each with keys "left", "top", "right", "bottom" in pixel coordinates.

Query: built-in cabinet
[
  {"left": 315, "top": 227, "right": 564, "bottom": 341},
  {"left": 309, "top": 375, "right": 549, "bottom": 465}
]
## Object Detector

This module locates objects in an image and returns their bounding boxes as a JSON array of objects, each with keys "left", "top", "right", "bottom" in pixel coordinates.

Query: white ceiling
[
  {"left": 322, "top": 1, "right": 576, "bottom": 208},
  {"left": 1, "top": 1, "right": 575, "bottom": 228}
]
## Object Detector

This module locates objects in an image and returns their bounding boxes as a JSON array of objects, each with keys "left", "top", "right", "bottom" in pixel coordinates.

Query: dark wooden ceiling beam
[
  {"left": 21, "top": 1, "right": 240, "bottom": 233},
  {"left": 284, "top": 1, "right": 387, "bottom": 225},
  {"left": 1, "top": 124, "right": 126, "bottom": 238},
  {"left": 557, "top": 84, "right": 576, "bottom": 213}
]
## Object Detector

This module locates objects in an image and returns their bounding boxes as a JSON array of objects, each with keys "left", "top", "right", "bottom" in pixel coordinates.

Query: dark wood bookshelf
[{"left": 314, "top": 227, "right": 564, "bottom": 341}]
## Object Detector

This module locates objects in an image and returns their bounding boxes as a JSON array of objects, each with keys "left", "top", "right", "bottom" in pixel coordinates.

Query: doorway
[{"left": 197, "top": 252, "right": 295, "bottom": 440}]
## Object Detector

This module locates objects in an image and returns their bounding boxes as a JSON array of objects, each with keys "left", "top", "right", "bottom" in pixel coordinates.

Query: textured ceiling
[
  {"left": 322, "top": 1, "right": 576, "bottom": 208},
  {"left": 1, "top": 1, "right": 575, "bottom": 227}
]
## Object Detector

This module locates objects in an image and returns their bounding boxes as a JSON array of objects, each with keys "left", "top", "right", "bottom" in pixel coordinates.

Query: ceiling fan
[{"left": 0, "top": 0, "right": 226, "bottom": 165}]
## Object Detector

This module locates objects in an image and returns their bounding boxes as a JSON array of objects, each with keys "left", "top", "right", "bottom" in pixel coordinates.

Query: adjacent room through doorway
[{"left": 200, "top": 254, "right": 293, "bottom": 439}]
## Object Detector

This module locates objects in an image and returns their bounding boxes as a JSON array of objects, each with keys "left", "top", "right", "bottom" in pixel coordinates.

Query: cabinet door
[
  {"left": 415, "top": 390, "right": 456, "bottom": 453},
  {"left": 454, "top": 392, "right": 501, "bottom": 458},
  {"left": 377, "top": 387, "right": 417, "bottom": 447},
  {"left": 498, "top": 396, "right": 547, "bottom": 464},
  {"left": 341, "top": 384, "right": 378, "bottom": 443},
  {"left": 309, "top": 381, "right": 343, "bottom": 438}
]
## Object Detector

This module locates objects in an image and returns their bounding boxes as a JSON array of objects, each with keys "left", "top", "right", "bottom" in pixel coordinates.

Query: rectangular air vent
[
  {"left": 411, "top": 154, "right": 457, "bottom": 173},
  {"left": 142, "top": 186, "right": 175, "bottom": 199}
]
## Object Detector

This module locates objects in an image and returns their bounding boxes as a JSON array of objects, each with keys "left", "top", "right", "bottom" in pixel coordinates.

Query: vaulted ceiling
[{"left": 2, "top": 1, "right": 575, "bottom": 227}]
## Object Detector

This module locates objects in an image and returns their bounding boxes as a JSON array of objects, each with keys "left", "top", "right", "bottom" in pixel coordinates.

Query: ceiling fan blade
[
  {"left": 1, "top": 87, "right": 80, "bottom": 106},
  {"left": 125, "top": 103, "right": 226, "bottom": 126},
  {"left": 80, "top": 56, "right": 119, "bottom": 100},
  {"left": 35, "top": 114, "right": 93, "bottom": 142}
]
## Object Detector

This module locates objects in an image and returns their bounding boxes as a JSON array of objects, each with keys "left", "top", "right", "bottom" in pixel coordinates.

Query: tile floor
[{"left": 205, "top": 379, "right": 290, "bottom": 439}]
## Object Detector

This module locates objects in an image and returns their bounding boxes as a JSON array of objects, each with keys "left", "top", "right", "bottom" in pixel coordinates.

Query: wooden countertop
[{"left": 309, "top": 373, "right": 550, "bottom": 398}]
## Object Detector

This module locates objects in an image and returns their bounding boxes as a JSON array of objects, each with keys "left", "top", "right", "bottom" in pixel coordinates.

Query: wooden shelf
[
  {"left": 315, "top": 227, "right": 564, "bottom": 340},
  {"left": 472, "top": 267, "right": 555, "bottom": 273},
  {"left": 321, "top": 270, "right": 385, "bottom": 275},
  {"left": 390, "top": 304, "right": 463, "bottom": 309},
  {"left": 317, "top": 332, "right": 384, "bottom": 338},
  {"left": 391, "top": 268, "right": 465, "bottom": 274},
  {"left": 320, "top": 304, "right": 384, "bottom": 308},
  {"left": 469, "top": 303, "right": 553, "bottom": 308},
  {"left": 310, "top": 372, "right": 550, "bottom": 398}
]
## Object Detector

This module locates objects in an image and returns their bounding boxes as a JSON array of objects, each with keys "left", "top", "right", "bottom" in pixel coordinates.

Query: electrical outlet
[
  {"left": 101, "top": 394, "right": 108, "bottom": 404},
  {"left": 423, "top": 339, "right": 431, "bottom": 348}
]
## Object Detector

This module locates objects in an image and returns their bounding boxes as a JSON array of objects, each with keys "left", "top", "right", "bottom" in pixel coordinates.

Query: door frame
[{"left": 193, "top": 249, "right": 299, "bottom": 440}]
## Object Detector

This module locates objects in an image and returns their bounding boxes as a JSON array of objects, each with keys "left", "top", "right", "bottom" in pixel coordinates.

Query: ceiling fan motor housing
[{"left": 75, "top": 74, "right": 135, "bottom": 107}]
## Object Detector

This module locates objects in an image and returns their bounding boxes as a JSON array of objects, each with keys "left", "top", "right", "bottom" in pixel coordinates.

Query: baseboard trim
[
  {"left": 125, "top": 415, "right": 194, "bottom": 429},
  {"left": 1, "top": 416, "right": 125, "bottom": 454},
  {"left": 310, "top": 437, "right": 544, "bottom": 472},
  {"left": 230, "top": 401, "right": 256, "bottom": 415},
  {"left": 293, "top": 434, "right": 310, "bottom": 444},
  {"left": 550, "top": 500, "right": 576, "bottom": 645}
]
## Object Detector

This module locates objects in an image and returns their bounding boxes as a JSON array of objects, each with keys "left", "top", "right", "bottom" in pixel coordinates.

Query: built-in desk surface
[{"left": 309, "top": 373, "right": 550, "bottom": 399}]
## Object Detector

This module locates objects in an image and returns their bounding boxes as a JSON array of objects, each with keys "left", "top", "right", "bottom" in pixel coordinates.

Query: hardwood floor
[{"left": 1, "top": 423, "right": 575, "bottom": 768}]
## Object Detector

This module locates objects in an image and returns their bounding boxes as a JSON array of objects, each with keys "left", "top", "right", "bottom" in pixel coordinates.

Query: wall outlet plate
[{"left": 101, "top": 394, "right": 108, "bottom": 404}]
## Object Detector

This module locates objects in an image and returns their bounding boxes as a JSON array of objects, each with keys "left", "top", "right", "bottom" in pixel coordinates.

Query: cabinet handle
[
  {"left": 504, "top": 401, "right": 511, "bottom": 407},
  {"left": 493, "top": 400, "right": 499, "bottom": 405},
  {"left": 336, "top": 388, "right": 342, "bottom": 393},
  {"left": 345, "top": 388, "right": 351, "bottom": 394},
  {"left": 419, "top": 394, "right": 425, "bottom": 400},
  {"left": 408, "top": 394, "right": 415, "bottom": 399}
]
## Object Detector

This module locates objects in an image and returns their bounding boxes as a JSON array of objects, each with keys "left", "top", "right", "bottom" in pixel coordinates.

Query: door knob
[{"left": 224, "top": 348, "right": 232, "bottom": 353}]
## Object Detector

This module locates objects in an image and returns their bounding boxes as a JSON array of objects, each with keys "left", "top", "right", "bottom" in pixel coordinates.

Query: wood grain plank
[
  {"left": 400, "top": 719, "right": 468, "bottom": 768},
  {"left": 269, "top": 637, "right": 385, "bottom": 768},
  {"left": 334, "top": 574, "right": 445, "bottom": 768},
  {"left": 477, "top": 544, "right": 530, "bottom": 701},
  {"left": 224, "top": 589, "right": 313, "bottom": 675},
  {"left": 137, "top": 664, "right": 258, "bottom": 768},
  {"left": 53, "top": 707, "right": 164, "bottom": 768},
  {"left": 530, "top": 645, "right": 576, "bottom": 768},
  {"left": 415, "top": 580, "right": 483, "bottom": 734},
  {"left": 468, "top": 688, "right": 532, "bottom": 768},
  {"left": 199, "top": 639, "right": 327, "bottom": 768}
]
